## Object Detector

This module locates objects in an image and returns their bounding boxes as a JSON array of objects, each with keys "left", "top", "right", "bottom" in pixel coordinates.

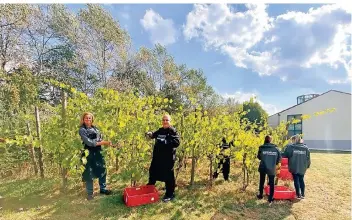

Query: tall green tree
[
  {"left": 77, "top": 4, "right": 130, "bottom": 88},
  {"left": 110, "top": 53, "right": 156, "bottom": 96},
  {"left": 0, "top": 4, "right": 33, "bottom": 72},
  {"left": 242, "top": 97, "right": 268, "bottom": 126}
]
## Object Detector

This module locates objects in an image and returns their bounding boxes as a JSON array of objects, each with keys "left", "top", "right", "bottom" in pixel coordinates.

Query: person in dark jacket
[
  {"left": 79, "top": 112, "right": 114, "bottom": 201},
  {"left": 284, "top": 135, "right": 311, "bottom": 199},
  {"left": 146, "top": 114, "right": 180, "bottom": 202},
  {"left": 257, "top": 135, "right": 281, "bottom": 204},
  {"left": 213, "top": 136, "right": 233, "bottom": 181},
  {"left": 282, "top": 136, "right": 296, "bottom": 157}
]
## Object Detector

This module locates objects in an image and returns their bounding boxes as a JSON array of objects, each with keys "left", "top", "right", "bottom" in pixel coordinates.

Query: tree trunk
[
  {"left": 115, "top": 108, "right": 120, "bottom": 172},
  {"left": 131, "top": 177, "right": 136, "bottom": 187},
  {"left": 115, "top": 156, "right": 119, "bottom": 172},
  {"left": 130, "top": 141, "right": 135, "bottom": 187},
  {"left": 242, "top": 167, "right": 245, "bottom": 190},
  {"left": 175, "top": 151, "right": 185, "bottom": 182},
  {"left": 175, "top": 114, "right": 185, "bottom": 181},
  {"left": 242, "top": 153, "right": 248, "bottom": 190},
  {"left": 1, "top": 60, "right": 5, "bottom": 72},
  {"left": 84, "top": 69, "right": 88, "bottom": 93},
  {"left": 35, "top": 106, "right": 44, "bottom": 178},
  {"left": 246, "top": 167, "right": 249, "bottom": 187},
  {"left": 190, "top": 111, "right": 197, "bottom": 186},
  {"left": 26, "top": 122, "right": 38, "bottom": 176},
  {"left": 209, "top": 155, "right": 213, "bottom": 187},
  {"left": 102, "top": 41, "right": 107, "bottom": 87},
  {"left": 61, "top": 91, "right": 68, "bottom": 189},
  {"left": 190, "top": 148, "right": 196, "bottom": 186}
]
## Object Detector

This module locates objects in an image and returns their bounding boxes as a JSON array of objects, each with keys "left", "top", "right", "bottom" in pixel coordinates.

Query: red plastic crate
[
  {"left": 281, "top": 158, "right": 288, "bottom": 166},
  {"left": 280, "top": 164, "right": 288, "bottom": 169},
  {"left": 264, "top": 185, "right": 296, "bottom": 200},
  {"left": 277, "top": 168, "right": 293, "bottom": 180},
  {"left": 123, "top": 185, "right": 159, "bottom": 207}
]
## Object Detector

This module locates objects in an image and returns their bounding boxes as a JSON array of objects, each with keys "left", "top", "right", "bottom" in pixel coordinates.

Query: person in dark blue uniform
[
  {"left": 284, "top": 135, "right": 311, "bottom": 199},
  {"left": 282, "top": 136, "right": 296, "bottom": 156},
  {"left": 146, "top": 114, "right": 180, "bottom": 202},
  {"left": 257, "top": 135, "right": 281, "bottom": 204},
  {"left": 79, "top": 112, "right": 114, "bottom": 201}
]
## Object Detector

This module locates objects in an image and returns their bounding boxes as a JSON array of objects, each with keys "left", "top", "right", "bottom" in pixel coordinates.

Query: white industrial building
[{"left": 268, "top": 90, "right": 351, "bottom": 151}]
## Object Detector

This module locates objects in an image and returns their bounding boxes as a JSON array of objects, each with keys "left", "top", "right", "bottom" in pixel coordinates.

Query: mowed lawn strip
[{"left": 0, "top": 152, "right": 350, "bottom": 220}]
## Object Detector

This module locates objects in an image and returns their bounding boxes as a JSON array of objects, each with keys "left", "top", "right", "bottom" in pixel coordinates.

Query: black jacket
[
  {"left": 284, "top": 143, "right": 311, "bottom": 175},
  {"left": 282, "top": 144, "right": 293, "bottom": 157},
  {"left": 149, "top": 126, "right": 180, "bottom": 181},
  {"left": 257, "top": 143, "right": 281, "bottom": 175},
  {"left": 218, "top": 137, "right": 233, "bottom": 158}
]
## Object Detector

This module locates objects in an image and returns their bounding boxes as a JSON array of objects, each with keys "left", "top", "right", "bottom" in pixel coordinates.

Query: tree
[
  {"left": 110, "top": 53, "right": 156, "bottom": 96},
  {"left": 223, "top": 97, "right": 242, "bottom": 115},
  {"left": 48, "top": 4, "right": 92, "bottom": 94},
  {"left": 0, "top": 66, "right": 39, "bottom": 119},
  {"left": 137, "top": 44, "right": 177, "bottom": 92},
  {"left": 77, "top": 4, "right": 130, "bottom": 88},
  {"left": 0, "top": 66, "right": 41, "bottom": 176},
  {"left": 24, "top": 5, "right": 72, "bottom": 104},
  {"left": 0, "top": 4, "right": 33, "bottom": 72},
  {"left": 177, "top": 67, "right": 216, "bottom": 112},
  {"left": 242, "top": 97, "right": 268, "bottom": 127}
]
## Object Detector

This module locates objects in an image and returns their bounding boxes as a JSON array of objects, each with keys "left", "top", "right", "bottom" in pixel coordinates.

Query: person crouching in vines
[
  {"left": 213, "top": 128, "right": 233, "bottom": 182},
  {"left": 79, "top": 112, "right": 116, "bottom": 201},
  {"left": 145, "top": 114, "right": 180, "bottom": 202}
]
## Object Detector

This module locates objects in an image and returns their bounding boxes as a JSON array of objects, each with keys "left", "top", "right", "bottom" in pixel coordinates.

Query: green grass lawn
[{"left": 0, "top": 153, "right": 350, "bottom": 220}]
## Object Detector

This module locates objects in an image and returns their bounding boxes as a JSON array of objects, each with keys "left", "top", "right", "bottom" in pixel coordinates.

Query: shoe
[
  {"left": 256, "top": 194, "right": 263, "bottom": 200},
  {"left": 225, "top": 178, "right": 232, "bottom": 182},
  {"left": 100, "top": 189, "right": 112, "bottom": 195},
  {"left": 162, "top": 194, "right": 175, "bottom": 202},
  {"left": 300, "top": 195, "right": 305, "bottom": 199},
  {"left": 268, "top": 200, "right": 273, "bottom": 206},
  {"left": 87, "top": 195, "right": 94, "bottom": 201}
]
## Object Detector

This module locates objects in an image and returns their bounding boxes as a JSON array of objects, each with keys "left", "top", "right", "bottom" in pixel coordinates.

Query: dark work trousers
[
  {"left": 292, "top": 173, "right": 305, "bottom": 197},
  {"left": 259, "top": 172, "right": 275, "bottom": 202},
  {"left": 147, "top": 170, "right": 176, "bottom": 198},
  {"left": 85, "top": 173, "right": 107, "bottom": 196},
  {"left": 213, "top": 157, "right": 230, "bottom": 180}
]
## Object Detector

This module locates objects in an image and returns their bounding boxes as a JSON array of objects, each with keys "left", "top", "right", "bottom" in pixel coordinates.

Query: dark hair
[
  {"left": 222, "top": 137, "right": 226, "bottom": 143},
  {"left": 264, "top": 135, "right": 272, "bottom": 144}
]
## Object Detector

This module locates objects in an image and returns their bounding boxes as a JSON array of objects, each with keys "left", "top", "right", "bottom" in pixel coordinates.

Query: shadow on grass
[
  {"left": 86, "top": 171, "right": 296, "bottom": 220},
  {"left": 94, "top": 177, "right": 296, "bottom": 220},
  {"left": 0, "top": 178, "right": 62, "bottom": 211},
  {"left": 0, "top": 172, "right": 297, "bottom": 220}
]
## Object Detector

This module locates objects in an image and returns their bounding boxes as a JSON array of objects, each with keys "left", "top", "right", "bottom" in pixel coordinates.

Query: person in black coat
[
  {"left": 256, "top": 135, "right": 281, "bottom": 204},
  {"left": 284, "top": 135, "right": 311, "bottom": 199},
  {"left": 146, "top": 114, "right": 180, "bottom": 202},
  {"left": 78, "top": 112, "right": 114, "bottom": 201},
  {"left": 282, "top": 136, "right": 296, "bottom": 156}
]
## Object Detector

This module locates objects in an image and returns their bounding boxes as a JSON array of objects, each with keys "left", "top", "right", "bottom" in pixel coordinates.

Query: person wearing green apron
[{"left": 79, "top": 112, "right": 113, "bottom": 200}]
